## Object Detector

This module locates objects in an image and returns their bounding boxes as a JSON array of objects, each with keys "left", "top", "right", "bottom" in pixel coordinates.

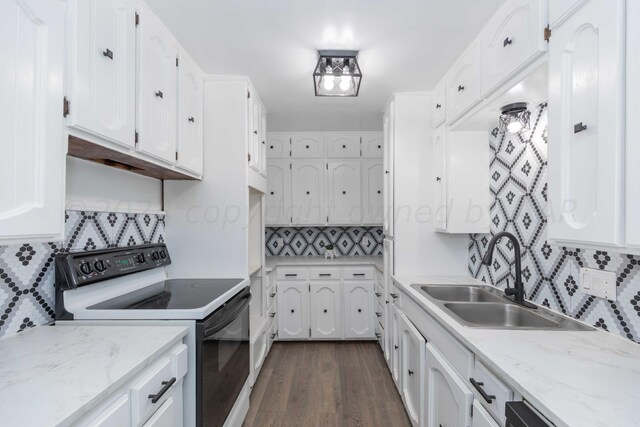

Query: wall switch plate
[{"left": 579, "top": 267, "right": 617, "bottom": 301}]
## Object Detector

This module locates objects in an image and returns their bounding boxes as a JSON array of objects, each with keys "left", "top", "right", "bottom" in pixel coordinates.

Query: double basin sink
[{"left": 411, "top": 284, "right": 593, "bottom": 331}]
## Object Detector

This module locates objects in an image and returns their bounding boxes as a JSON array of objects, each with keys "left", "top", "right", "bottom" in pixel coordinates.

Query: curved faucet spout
[{"left": 481, "top": 231, "right": 530, "bottom": 306}]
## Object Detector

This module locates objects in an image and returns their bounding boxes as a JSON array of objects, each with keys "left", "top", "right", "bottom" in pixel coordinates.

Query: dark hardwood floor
[{"left": 243, "top": 341, "right": 411, "bottom": 427}]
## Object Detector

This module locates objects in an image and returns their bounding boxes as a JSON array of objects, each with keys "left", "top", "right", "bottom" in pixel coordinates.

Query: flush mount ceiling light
[
  {"left": 499, "top": 102, "right": 531, "bottom": 135},
  {"left": 313, "top": 50, "right": 362, "bottom": 97}
]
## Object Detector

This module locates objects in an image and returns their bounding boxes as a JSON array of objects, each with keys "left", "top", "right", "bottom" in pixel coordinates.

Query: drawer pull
[
  {"left": 469, "top": 378, "right": 496, "bottom": 404},
  {"left": 375, "top": 333, "right": 381, "bottom": 338},
  {"left": 148, "top": 377, "right": 176, "bottom": 404},
  {"left": 285, "top": 274, "right": 297, "bottom": 277},
  {"left": 457, "top": 85, "right": 465, "bottom": 92},
  {"left": 375, "top": 292, "right": 382, "bottom": 297},
  {"left": 503, "top": 37, "right": 513, "bottom": 47},
  {"left": 574, "top": 122, "right": 587, "bottom": 133},
  {"left": 394, "top": 345, "right": 399, "bottom": 350},
  {"left": 353, "top": 273, "right": 366, "bottom": 277},
  {"left": 390, "top": 293, "right": 399, "bottom": 299},
  {"left": 155, "top": 90, "right": 163, "bottom": 98},
  {"left": 102, "top": 48, "right": 114, "bottom": 59},
  {"left": 408, "top": 369, "right": 414, "bottom": 376},
  {"left": 319, "top": 273, "right": 332, "bottom": 277},
  {"left": 270, "top": 333, "right": 277, "bottom": 339},
  {"left": 254, "top": 130, "right": 258, "bottom": 135},
  {"left": 269, "top": 312, "right": 276, "bottom": 318},
  {"left": 290, "top": 309, "right": 295, "bottom": 313},
  {"left": 270, "top": 292, "right": 276, "bottom": 297},
  {"left": 375, "top": 312, "right": 382, "bottom": 317}
]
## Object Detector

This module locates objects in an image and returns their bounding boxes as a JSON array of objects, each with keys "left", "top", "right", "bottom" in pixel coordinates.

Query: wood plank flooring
[{"left": 243, "top": 342, "right": 411, "bottom": 427}]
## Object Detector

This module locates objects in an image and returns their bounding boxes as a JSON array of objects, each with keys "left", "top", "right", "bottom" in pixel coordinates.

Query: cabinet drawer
[
  {"left": 169, "top": 344, "right": 188, "bottom": 381},
  {"left": 343, "top": 267, "right": 374, "bottom": 280},
  {"left": 130, "top": 356, "right": 175, "bottom": 426},
  {"left": 327, "top": 134, "right": 361, "bottom": 158},
  {"left": 375, "top": 283, "right": 385, "bottom": 305},
  {"left": 375, "top": 302, "right": 385, "bottom": 326},
  {"left": 375, "top": 320, "right": 384, "bottom": 348},
  {"left": 80, "top": 394, "right": 130, "bottom": 427},
  {"left": 471, "top": 360, "right": 514, "bottom": 424},
  {"left": 276, "top": 268, "right": 308, "bottom": 281},
  {"left": 309, "top": 267, "right": 341, "bottom": 280},
  {"left": 291, "top": 134, "right": 324, "bottom": 158}
]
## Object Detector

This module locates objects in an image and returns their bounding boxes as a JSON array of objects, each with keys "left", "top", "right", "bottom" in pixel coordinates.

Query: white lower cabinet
[
  {"left": 277, "top": 281, "right": 310, "bottom": 339},
  {"left": 399, "top": 314, "right": 425, "bottom": 427},
  {"left": 472, "top": 401, "right": 500, "bottom": 427},
  {"left": 84, "top": 395, "right": 130, "bottom": 427},
  {"left": 343, "top": 281, "right": 375, "bottom": 339},
  {"left": 310, "top": 282, "right": 342, "bottom": 339},
  {"left": 425, "top": 343, "right": 473, "bottom": 427},
  {"left": 142, "top": 395, "right": 178, "bottom": 427},
  {"left": 391, "top": 304, "right": 401, "bottom": 391}
]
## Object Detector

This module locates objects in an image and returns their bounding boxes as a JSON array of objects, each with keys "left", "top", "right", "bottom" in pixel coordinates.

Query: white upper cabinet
[
  {"left": 327, "top": 134, "right": 360, "bottom": 158},
  {"left": 383, "top": 102, "right": 395, "bottom": 237},
  {"left": 0, "top": 0, "right": 66, "bottom": 244},
  {"left": 136, "top": 0, "right": 178, "bottom": 164},
  {"left": 291, "top": 134, "right": 324, "bottom": 158},
  {"left": 547, "top": 0, "right": 625, "bottom": 247},
  {"left": 549, "top": 0, "right": 589, "bottom": 29},
  {"left": 343, "top": 282, "right": 375, "bottom": 339},
  {"left": 266, "top": 133, "right": 290, "bottom": 158},
  {"left": 291, "top": 161, "right": 326, "bottom": 224},
  {"left": 247, "top": 92, "right": 266, "bottom": 174},
  {"left": 266, "top": 160, "right": 292, "bottom": 225},
  {"left": 445, "top": 40, "right": 481, "bottom": 123},
  {"left": 479, "top": 0, "right": 547, "bottom": 95},
  {"left": 431, "top": 78, "right": 446, "bottom": 128},
  {"left": 66, "top": 0, "right": 137, "bottom": 147},
  {"left": 327, "top": 161, "right": 361, "bottom": 225},
  {"left": 399, "top": 314, "right": 425, "bottom": 427},
  {"left": 310, "top": 283, "right": 342, "bottom": 339},
  {"left": 361, "top": 133, "right": 384, "bottom": 158},
  {"left": 627, "top": 0, "right": 640, "bottom": 248},
  {"left": 362, "top": 160, "right": 384, "bottom": 225},
  {"left": 176, "top": 53, "right": 203, "bottom": 175},
  {"left": 432, "top": 126, "right": 447, "bottom": 231}
]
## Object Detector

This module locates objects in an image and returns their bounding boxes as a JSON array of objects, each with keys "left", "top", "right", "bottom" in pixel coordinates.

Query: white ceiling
[{"left": 147, "top": 0, "right": 504, "bottom": 131}]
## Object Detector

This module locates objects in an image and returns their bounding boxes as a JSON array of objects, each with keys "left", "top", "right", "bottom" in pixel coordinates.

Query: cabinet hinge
[
  {"left": 326, "top": 163, "right": 328, "bottom": 170},
  {"left": 176, "top": 57, "right": 179, "bottom": 67},
  {"left": 247, "top": 90, "right": 251, "bottom": 99},
  {"left": 327, "top": 215, "right": 329, "bottom": 222},
  {"left": 63, "top": 97, "right": 70, "bottom": 118},
  {"left": 544, "top": 25, "right": 551, "bottom": 42},
  {"left": 290, "top": 216, "right": 293, "bottom": 223},
  {"left": 289, "top": 163, "right": 292, "bottom": 170},
  {"left": 470, "top": 403, "right": 474, "bottom": 417},
  {"left": 175, "top": 151, "right": 179, "bottom": 161},
  {"left": 308, "top": 284, "right": 310, "bottom": 292},
  {"left": 135, "top": 131, "right": 139, "bottom": 144},
  {"left": 248, "top": 153, "right": 252, "bottom": 162},
  {"left": 135, "top": 12, "right": 139, "bottom": 26}
]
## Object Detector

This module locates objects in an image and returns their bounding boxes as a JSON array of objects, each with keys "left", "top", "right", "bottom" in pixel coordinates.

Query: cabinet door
[
  {"left": 383, "top": 102, "right": 395, "bottom": 237},
  {"left": 261, "top": 112, "right": 268, "bottom": 173},
  {"left": 291, "top": 161, "right": 326, "bottom": 225},
  {"left": 425, "top": 343, "right": 473, "bottom": 427},
  {"left": 327, "top": 161, "right": 361, "bottom": 225},
  {"left": 549, "top": 0, "right": 589, "bottom": 29},
  {"left": 547, "top": 0, "right": 625, "bottom": 246},
  {"left": 266, "top": 133, "right": 290, "bottom": 159},
  {"left": 391, "top": 304, "right": 401, "bottom": 391},
  {"left": 446, "top": 41, "right": 481, "bottom": 123},
  {"left": 142, "top": 396, "right": 177, "bottom": 427},
  {"left": 266, "top": 161, "right": 291, "bottom": 225},
  {"left": 176, "top": 53, "right": 203, "bottom": 175},
  {"left": 400, "top": 314, "right": 425, "bottom": 427},
  {"left": 136, "top": 1, "right": 178, "bottom": 163},
  {"left": 249, "top": 96, "right": 262, "bottom": 172},
  {"left": 291, "top": 134, "right": 324, "bottom": 158},
  {"left": 432, "top": 79, "right": 446, "bottom": 128},
  {"left": 432, "top": 126, "right": 447, "bottom": 231},
  {"left": 327, "top": 134, "right": 360, "bottom": 158},
  {"left": 343, "top": 281, "right": 375, "bottom": 338},
  {"left": 627, "top": 0, "right": 640, "bottom": 248},
  {"left": 472, "top": 401, "right": 500, "bottom": 427},
  {"left": 0, "top": 0, "right": 66, "bottom": 244},
  {"left": 479, "top": 0, "right": 547, "bottom": 95},
  {"left": 66, "top": 0, "right": 136, "bottom": 147},
  {"left": 310, "top": 282, "right": 342, "bottom": 339},
  {"left": 362, "top": 160, "right": 384, "bottom": 224},
  {"left": 277, "top": 282, "right": 309, "bottom": 339},
  {"left": 83, "top": 395, "right": 130, "bottom": 427},
  {"left": 361, "top": 133, "right": 384, "bottom": 158}
]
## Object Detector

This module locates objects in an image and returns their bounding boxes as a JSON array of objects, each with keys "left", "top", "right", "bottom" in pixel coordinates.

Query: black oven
[
  {"left": 505, "top": 401, "right": 553, "bottom": 427},
  {"left": 196, "top": 287, "right": 251, "bottom": 427}
]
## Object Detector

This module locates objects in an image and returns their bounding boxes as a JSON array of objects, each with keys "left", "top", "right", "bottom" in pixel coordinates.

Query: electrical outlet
[
  {"left": 579, "top": 267, "right": 617, "bottom": 301},
  {"left": 276, "top": 237, "right": 284, "bottom": 247}
]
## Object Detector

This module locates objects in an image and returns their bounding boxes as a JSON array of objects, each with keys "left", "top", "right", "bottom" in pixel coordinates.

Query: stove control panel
[{"left": 55, "top": 244, "right": 171, "bottom": 290}]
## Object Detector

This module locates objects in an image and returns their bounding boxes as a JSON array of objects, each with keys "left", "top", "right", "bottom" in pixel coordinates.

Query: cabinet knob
[
  {"left": 436, "top": 103, "right": 442, "bottom": 109},
  {"left": 323, "top": 309, "right": 328, "bottom": 313},
  {"left": 188, "top": 117, "right": 195, "bottom": 123},
  {"left": 290, "top": 309, "right": 295, "bottom": 313},
  {"left": 270, "top": 145, "right": 274, "bottom": 149},
  {"left": 503, "top": 37, "right": 513, "bottom": 47},
  {"left": 408, "top": 370, "right": 414, "bottom": 376},
  {"left": 375, "top": 292, "right": 382, "bottom": 297},
  {"left": 394, "top": 345, "right": 399, "bottom": 350},
  {"left": 155, "top": 91, "right": 163, "bottom": 98},
  {"left": 306, "top": 191, "right": 310, "bottom": 195},
  {"left": 342, "top": 191, "right": 346, "bottom": 195},
  {"left": 342, "top": 145, "right": 346, "bottom": 148},
  {"left": 457, "top": 85, "right": 465, "bottom": 92},
  {"left": 254, "top": 130, "right": 258, "bottom": 135},
  {"left": 436, "top": 176, "right": 441, "bottom": 182},
  {"left": 102, "top": 48, "right": 114, "bottom": 60},
  {"left": 574, "top": 122, "right": 588, "bottom": 133},
  {"left": 270, "top": 191, "right": 274, "bottom": 195},
  {"left": 306, "top": 145, "right": 309, "bottom": 149},
  {"left": 385, "top": 170, "right": 390, "bottom": 174},
  {"left": 377, "top": 190, "right": 381, "bottom": 194},
  {"left": 357, "top": 308, "right": 362, "bottom": 313}
]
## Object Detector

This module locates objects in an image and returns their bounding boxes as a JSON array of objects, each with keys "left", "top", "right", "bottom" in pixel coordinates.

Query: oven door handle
[{"left": 203, "top": 292, "right": 251, "bottom": 337}]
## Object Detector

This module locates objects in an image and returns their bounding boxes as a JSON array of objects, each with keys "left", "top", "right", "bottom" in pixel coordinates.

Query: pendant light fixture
[
  {"left": 499, "top": 102, "right": 531, "bottom": 135},
  {"left": 313, "top": 50, "right": 362, "bottom": 97}
]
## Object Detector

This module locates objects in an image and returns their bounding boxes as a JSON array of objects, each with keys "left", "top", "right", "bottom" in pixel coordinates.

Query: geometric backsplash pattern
[
  {"left": 0, "top": 211, "right": 166, "bottom": 339},
  {"left": 469, "top": 104, "right": 640, "bottom": 344},
  {"left": 266, "top": 226, "right": 383, "bottom": 257}
]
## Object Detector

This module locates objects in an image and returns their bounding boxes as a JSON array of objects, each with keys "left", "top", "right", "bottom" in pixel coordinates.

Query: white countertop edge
[{"left": 265, "top": 255, "right": 383, "bottom": 272}]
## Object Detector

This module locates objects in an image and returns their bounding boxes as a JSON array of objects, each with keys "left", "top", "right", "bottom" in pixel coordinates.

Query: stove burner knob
[
  {"left": 94, "top": 260, "right": 107, "bottom": 273},
  {"left": 137, "top": 253, "right": 146, "bottom": 263},
  {"left": 152, "top": 251, "right": 160, "bottom": 261},
  {"left": 159, "top": 250, "right": 167, "bottom": 259},
  {"left": 79, "top": 263, "right": 92, "bottom": 275}
]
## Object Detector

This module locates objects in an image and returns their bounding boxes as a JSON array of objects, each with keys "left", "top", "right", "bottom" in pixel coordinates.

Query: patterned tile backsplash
[
  {"left": 469, "top": 103, "right": 640, "bottom": 343},
  {"left": 266, "top": 226, "right": 383, "bottom": 256},
  {"left": 0, "top": 211, "right": 166, "bottom": 339}
]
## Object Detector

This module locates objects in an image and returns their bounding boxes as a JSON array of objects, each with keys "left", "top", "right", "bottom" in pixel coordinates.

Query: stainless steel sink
[
  {"left": 411, "top": 284, "right": 594, "bottom": 331},
  {"left": 419, "top": 285, "right": 505, "bottom": 303}
]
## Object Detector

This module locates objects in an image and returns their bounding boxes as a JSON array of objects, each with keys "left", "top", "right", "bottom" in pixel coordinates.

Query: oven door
[{"left": 196, "top": 287, "right": 251, "bottom": 427}]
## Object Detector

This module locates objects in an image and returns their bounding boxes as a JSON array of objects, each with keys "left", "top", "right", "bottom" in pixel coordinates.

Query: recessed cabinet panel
[
  {"left": 0, "top": 0, "right": 66, "bottom": 244},
  {"left": 548, "top": 0, "right": 624, "bottom": 246},
  {"left": 327, "top": 134, "right": 360, "bottom": 158},
  {"left": 310, "top": 283, "right": 342, "bottom": 339},
  {"left": 432, "top": 79, "right": 446, "bottom": 127},
  {"left": 327, "top": 161, "right": 361, "bottom": 224},
  {"left": 266, "top": 161, "right": 292, "bottom": 225},
  {"left": 400, "top": 314, "right": 425, "bottom": 427},
  {"left": 432, "top": 126, "right": 447, "bottom": 231},
  {"left": 177, "top": 53, "right": 203, "bottom": 175},
  {"left": 362, "top": 160, "right": 384, "bottom": 224},
  {"left": 479, "top": 0, "right": 546, "bottom": 95},
  {"left": 136, "top": 1, "right": 178, "bottom": 164},
  {"left": 291, "top": 161, "right": 326, "bottom": 224},
  {"left": 361, "top": 133, "right": 384, "bottom": 158},
  {"left": 266, "top": 133, "right": 290, "bottom": 158},
  {"left": 67, "top": 0, "right": 137, "bottom": 147},
  {"left": 343, "top": 282, "right": 375, "bottom": 338},
  {"left": 549, "top": 0, "right": 589, "bottom": 29},
  {"left": 277, "top": 282, "right": 309, "bottom": 339},
  {"left": 445, "top": 41, "right": 481, "bottom": 123},
  {"left": 291, "top": 134, "right": 324, "bottom": 158}
]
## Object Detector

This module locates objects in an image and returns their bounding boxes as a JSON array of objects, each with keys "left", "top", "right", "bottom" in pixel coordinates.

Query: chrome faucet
[{"left": 481, "top": 231, "right": 536, "bottom": 309}]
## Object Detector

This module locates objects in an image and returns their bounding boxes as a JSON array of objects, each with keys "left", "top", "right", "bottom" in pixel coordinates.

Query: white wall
[
  {"left": 65, "top": 157, "right": 163, "bottom": 213},
  {"left": 392, "top": 93, "right": 469, "bottom": 276}
]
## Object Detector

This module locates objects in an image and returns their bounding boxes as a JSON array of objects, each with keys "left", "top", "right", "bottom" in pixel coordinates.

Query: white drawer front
[
  {"left": 169, "top": 344, "right": 188, "bottom": 381},
  {"left": 375, "top": 301, "right": 385, "bottom": 326},
  {"left": 131, "top": 357, "right": 175, "bottom": 426},
  {"left": 472, "top": 360, "right": 514, "bottom": 424},
  {"left": 276, "top": 267, "right": 308, "bottom": 281},
  {"left": 309, "top": 267, "right": 341, "bottom": 280},
  {"left": 343, "top": 267, "right": 374, "bottom": 280}
]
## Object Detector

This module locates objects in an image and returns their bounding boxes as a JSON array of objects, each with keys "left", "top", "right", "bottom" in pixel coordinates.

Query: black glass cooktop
[{"left": 87, "top": 279, "right": 245, "bottom": 310}]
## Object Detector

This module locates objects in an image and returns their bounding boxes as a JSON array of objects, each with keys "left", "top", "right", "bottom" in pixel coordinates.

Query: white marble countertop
[
  {"left": 0, "top": 325, "right": 187, "bottom": 427},
  {"left": 265, "top": 255, "right": 383, "bottom": 272},
  {"left": 393, "top": 275, "right": 640, "bottom": 427}
]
